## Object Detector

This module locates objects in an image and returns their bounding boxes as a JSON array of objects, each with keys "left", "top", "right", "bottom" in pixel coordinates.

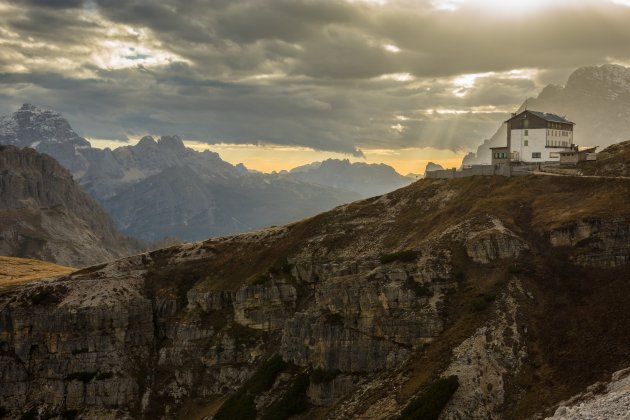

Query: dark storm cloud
[{"left": 1, "top": 0, "right": 630, "bottom": 155}]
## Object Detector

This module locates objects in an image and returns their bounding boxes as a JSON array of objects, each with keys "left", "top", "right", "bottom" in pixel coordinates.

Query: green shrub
[
  {"left": 251, "top": 273, "right": 271, "bottom": 286},
  {"left": 95, "top": 372, "right": 114, "bottom": 380},
  {"left": 310, "top": 368, "right": 341, "bottom": 384},
  {"left": 380, "top": 250, "right": 420, "bottom": 264},
  {"left": 407, "top": 281, "right": 433, "bottom": 298},
  {"left": 215, "top": 355, "right": 287, "bottom": 420},
  {"left": 71, "top": 348, "right": 89, "bottom": 355},
  {"left": 261, "top": 372, "right": 310, "bottom": 420},
  {"left": 62, "top": 410, "right": 79, "bottom": 420},
  {"left": 65, "top": 371, "right": 96, "bottom": 383},
  {"left": 471, "top": 294, "right": 496, "bottom": 312},
  {"left": 324, "top": 312, "right": 344, "bottom": 326},
  {"left": 19, "top": 409, "right": 37, "bottom": 420},
  {"left": 508, "top": 266, "right": 523, "bottom": 274},
  {"left": 398, "top": 376, "right": 459, "bottom": 420}
]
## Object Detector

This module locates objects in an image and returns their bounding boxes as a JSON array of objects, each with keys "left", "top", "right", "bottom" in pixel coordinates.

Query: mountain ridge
[{"left": 0, "top": 105, "right": 411, "bottom": 241}]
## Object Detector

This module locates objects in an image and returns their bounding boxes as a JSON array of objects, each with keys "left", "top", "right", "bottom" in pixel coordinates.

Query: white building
[{"left": 491, "top": 110, "right": 576, "bottom": 165}]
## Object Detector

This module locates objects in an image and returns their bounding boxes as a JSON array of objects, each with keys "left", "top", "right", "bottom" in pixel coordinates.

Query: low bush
[
  {"left": 251, "top": 273, "right": 271, "bottom": 286},
  {"left": 310, "top": 368, "right": 341, "bottom": 384},
  {"left": 471, "top": 293, "right": 496, "bottom": 312},
  {"left": 261, "top": 372, "right": 310, "bottom": 420},
  {"left": 380, "top": 250, "right": 420, "bottom": 264},
  {"left": 407, "top": 281, "right": 433, "bottom": 298},
  {"left": 214, "top": 355, "right": 287, "bottom": 420},
  {"left": 95, "top": 372, "right": 114, "bottom": 380},
  {"left": 65, "top": 371, "right": 96, "bottom": 383},
  {"left": 398, "top": 376, "right": 459, "bottom": 420}
]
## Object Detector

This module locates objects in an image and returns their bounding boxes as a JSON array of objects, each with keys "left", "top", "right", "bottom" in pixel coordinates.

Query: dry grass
[{"left": 0, "top": 256, "right": 74, "bottom": 288}]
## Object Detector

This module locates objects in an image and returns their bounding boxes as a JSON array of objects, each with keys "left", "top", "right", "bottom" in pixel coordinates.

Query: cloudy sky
[{"left": 1, "top": 0, "right": 630, "bottom": 173}]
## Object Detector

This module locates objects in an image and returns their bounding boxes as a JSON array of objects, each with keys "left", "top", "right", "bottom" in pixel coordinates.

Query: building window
[
  {"left": 524, "top": 130, "right": 529, "bottom": 136},
  {"left": 532, "top": 152, "right": 541, "bottom": 159},
  {"left": 524, "top": 140, "right": 528, "bottom": 146}
]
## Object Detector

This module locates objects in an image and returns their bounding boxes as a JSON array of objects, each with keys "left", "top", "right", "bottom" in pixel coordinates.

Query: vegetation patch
[
  {"left": 399, "top": 376, "right": 459, "bottom": 420},
  {"left": 251, "top": 273, "right": 271, "bottom": 286},
  {"left": 323, "top": 312, "right": 344, "bottom": 326},
  {"left": 19, "top": 409, "right": 38, "bottom": 420},
  {"left": 471, "top": 293, "right": 496, "bottom": 312},
  {"left": 28, "top": 285, "right": 68, "bottom": 305},
  {"left": 71, "top": 347, "right": 89, "bottom": 355},
  {"left": 310, "top": 368, "right": 341, "bottom": 384},
  {"left": 95, "top": 372, "right": 114, "bottom": 380},
  {"left": 65, "top": 371, "right": 97, "bottom": 383},
  {"left": 261, "top": 372, "right": 310, "bottom": 420},
  {"left": 61, "top": 410, "right": 79, "bottom": 420},
  {"left": 406, "top": 280, "right": 433, "bottom": 298},
  {"left": 380, "top": 250, "right": 420, "bottom": 264},
  {"left": 214, "top": 354, "right": 287, "bottom": 420}
]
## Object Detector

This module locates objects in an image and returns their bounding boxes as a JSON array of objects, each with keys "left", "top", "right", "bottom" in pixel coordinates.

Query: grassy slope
[
  {"left": 0, "top": 256, "right": 74, "bottom": 289},
  {"left": 579, "top": 139, "right": 630, "bottom": 177}
]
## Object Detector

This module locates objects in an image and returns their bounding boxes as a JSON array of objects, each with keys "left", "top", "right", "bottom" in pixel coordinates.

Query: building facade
[{"left": 499, "top": 110, "right": 575, "bottom": 164}]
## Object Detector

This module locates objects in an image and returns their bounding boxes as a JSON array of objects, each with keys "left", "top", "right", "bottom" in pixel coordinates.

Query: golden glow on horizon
[{"left": 88, "top": 138, "right": 466, "bottom": 175}]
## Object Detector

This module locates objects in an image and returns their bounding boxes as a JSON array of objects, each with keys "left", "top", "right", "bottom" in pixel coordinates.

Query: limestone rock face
[
  {"left": 0, "top": 145, "right": 132, "bottom": 267},
  {"left": 0, "top": 175, "right": 628, "bottom": 419},
  {"left": 548, "top": 218, "right": 630, "bottom": 267}
]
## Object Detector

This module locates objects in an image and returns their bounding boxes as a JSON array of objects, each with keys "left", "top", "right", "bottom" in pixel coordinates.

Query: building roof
[{"left": 506, "top": 110, "right": 575, "bottom": 125}]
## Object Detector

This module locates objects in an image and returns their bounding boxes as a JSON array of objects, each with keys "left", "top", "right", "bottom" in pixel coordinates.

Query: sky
[{"left": 2, "top": 0, "right": 630, "bottom": 174}]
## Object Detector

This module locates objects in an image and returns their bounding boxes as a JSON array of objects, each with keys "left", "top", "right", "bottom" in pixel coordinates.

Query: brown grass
[{"left": 0, "top": 256, "right": 74, "bottom": 288}]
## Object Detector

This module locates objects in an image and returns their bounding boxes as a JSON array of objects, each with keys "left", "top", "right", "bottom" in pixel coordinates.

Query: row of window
[
  {"left": 521, "top": 129, "right": 570, "bottom": 137},
  {"left": 493, "top": 152, "right": 508, "bottom": 159},
  {"left": 547, "top": 140, "right": 570, "bottom": 147},
  {"left": 548, "top": 129, "right": 569, "bottom": 137}
]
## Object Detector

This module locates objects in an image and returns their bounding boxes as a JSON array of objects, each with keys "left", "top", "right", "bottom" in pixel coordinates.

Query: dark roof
[{"left": 506, "top": 110, "right": 575, "bottom": 124}]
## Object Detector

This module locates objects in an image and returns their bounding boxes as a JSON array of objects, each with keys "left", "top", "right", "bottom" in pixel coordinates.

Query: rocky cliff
[
  {"left": 0, "top": 146, "right": 132, "bottom": 267},
  {"left": 0, "top": 173, "right": 628, "bottom": 419}
]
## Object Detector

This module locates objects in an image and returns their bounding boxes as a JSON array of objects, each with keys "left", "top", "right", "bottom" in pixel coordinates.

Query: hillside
[
  {"left": 0, "top": 166, "right": 628, "bottom": 418},
  {"left": 578, "top": 139, "right": 630, "bottom": 177},
  {"left": 464, "top": 64, "right": 630, "bottom": 165},
  {"left": 0, "top": 256, "right": 74, "bottom": 289},
  {"left": 0, "top": 145, "right": 133, "bottom": 267}
]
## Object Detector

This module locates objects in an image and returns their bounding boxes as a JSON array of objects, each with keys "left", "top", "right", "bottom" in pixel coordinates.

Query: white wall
[{"left": 510, "top": 128, "right": 571, "bottom": 162}]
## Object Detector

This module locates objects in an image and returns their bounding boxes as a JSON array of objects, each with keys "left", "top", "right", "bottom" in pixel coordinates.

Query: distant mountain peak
[
  {"left": 137, "top": 136, "right": 158, "bottom": 148},
  {"left": 157, "top": 135, "right": 186, "bottom": 151}
]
